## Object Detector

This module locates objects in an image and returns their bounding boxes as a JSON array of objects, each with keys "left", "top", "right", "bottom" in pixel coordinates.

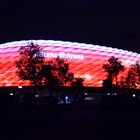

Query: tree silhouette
[
  {"left": 102, "top": 78, "right": 113, "bottom": 93},
  {"left": 42, "top": 57, "right": 75, "bottom": 94},
  {"left": 103, "top": 56, "right": 124, "bottom": 87},
  {"left": 52, "top": 57, "right": 74, "bottom": 86},
  {"left": 135, "top": 61, "right": 140, "bottom": 83},
  {"left": 16, "top": 43, "right": 84, "bottom": 98},
  {"left": 71, "top": 78, "right": 84, "bottom": 103},
  {"left": 71, "top": 77, "right": 84, "bottom": 87},
  {"left": 124, "top": 61, "right": 140, "bottom": 89},
  {"left": 16, "top": 42, "right": 44, "bottom": 88},
  {"left": 71, "top": 77, "right": 84, "bottom": 94}
]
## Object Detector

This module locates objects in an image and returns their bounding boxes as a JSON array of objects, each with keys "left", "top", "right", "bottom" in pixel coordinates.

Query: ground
[{"left": 0, "top": 102, "right": 140, "bottom": 140}]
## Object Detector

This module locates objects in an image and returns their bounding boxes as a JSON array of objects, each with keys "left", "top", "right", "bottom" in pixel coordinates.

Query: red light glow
[{"left": 0, "top": 40, "right": 139, "bottom": 87}]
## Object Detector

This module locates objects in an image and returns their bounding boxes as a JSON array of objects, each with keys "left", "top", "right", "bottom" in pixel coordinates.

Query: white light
[
  {"left": 36, "top": 51, "right": 84, "bottom": 60},
  {"left": 132, "top": 94, "right": 136, "bottom": 97},
  {"left": 84, "top": 74, "right": 91, "bottom": 80},
  {"left": 4, "top": 80, "right": 8, "bottom": 83},
  {"left": 10, "top": 93, "right": 13, "bottom": 96},
  {"left": 35, "top": 95, "right": 39, "bottom": 98},
  {"left": 18, "top": 86, "right": 22, "bottom": 89},
  {"left": 84, "top": 93, "right": 88, "bottom": 95},
  {"left": 65, "top": 96, "right": 68, "bottom": 100},
  {"left": 107, "top": 93, "right": 110, "bottom": 96}
]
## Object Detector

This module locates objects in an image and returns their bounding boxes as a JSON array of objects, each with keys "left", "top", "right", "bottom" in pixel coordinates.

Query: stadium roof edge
[{"left": 0, "top": 39, "right": 138, "bottom": 56}]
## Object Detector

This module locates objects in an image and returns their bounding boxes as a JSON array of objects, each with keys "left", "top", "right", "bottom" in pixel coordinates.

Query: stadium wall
[{"left": 0, "top": 40, "right": 140, "bottom": 87}]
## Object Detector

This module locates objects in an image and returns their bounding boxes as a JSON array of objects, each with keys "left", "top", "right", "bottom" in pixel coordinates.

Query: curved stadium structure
[{"left": 0, "top": 40, "right": 140, "bottom": 87}]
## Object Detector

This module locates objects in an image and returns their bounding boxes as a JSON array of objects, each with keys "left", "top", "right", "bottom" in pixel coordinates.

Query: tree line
[
  {"left": 16, "top": 42, "right": 84, "bottom": 94},
  {"left": 16, "top": 42, "right": 140, "bottom": 94},
  {"left": 103, "top": 56, "right": 140, "bottom": 90}
]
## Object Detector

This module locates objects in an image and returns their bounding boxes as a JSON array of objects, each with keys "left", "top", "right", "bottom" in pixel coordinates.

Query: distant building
[{"left": 0, "top": 40, "right": 139, "bottom": 87}]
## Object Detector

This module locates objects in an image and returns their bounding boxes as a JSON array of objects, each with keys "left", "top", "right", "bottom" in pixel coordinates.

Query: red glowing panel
[{"left": 0, "top": 40, "right": 140, "bottom": 87}]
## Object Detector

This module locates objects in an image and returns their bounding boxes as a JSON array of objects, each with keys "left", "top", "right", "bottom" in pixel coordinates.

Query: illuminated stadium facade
[{"left": 0, "top": 40, "right": 140, "bottom": 87}]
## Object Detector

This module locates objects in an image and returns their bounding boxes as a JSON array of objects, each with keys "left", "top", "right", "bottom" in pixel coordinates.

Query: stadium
[{"left": 0, "top": 40, "right": 140, "bottom": 87}]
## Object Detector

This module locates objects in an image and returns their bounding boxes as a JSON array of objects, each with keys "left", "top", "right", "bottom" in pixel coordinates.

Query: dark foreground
[{"left": 0, "top": 101, "right": 140, "bottom": 140}]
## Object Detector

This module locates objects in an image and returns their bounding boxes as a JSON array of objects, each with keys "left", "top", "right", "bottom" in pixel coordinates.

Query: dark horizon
[{"left": 0, "top": 0, "right": 140, "bottom": 52}]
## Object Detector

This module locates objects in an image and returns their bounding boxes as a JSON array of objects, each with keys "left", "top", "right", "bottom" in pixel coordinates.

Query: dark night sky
[{"left": 0, "top": 0, "right": 140, "bottom": 52}]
